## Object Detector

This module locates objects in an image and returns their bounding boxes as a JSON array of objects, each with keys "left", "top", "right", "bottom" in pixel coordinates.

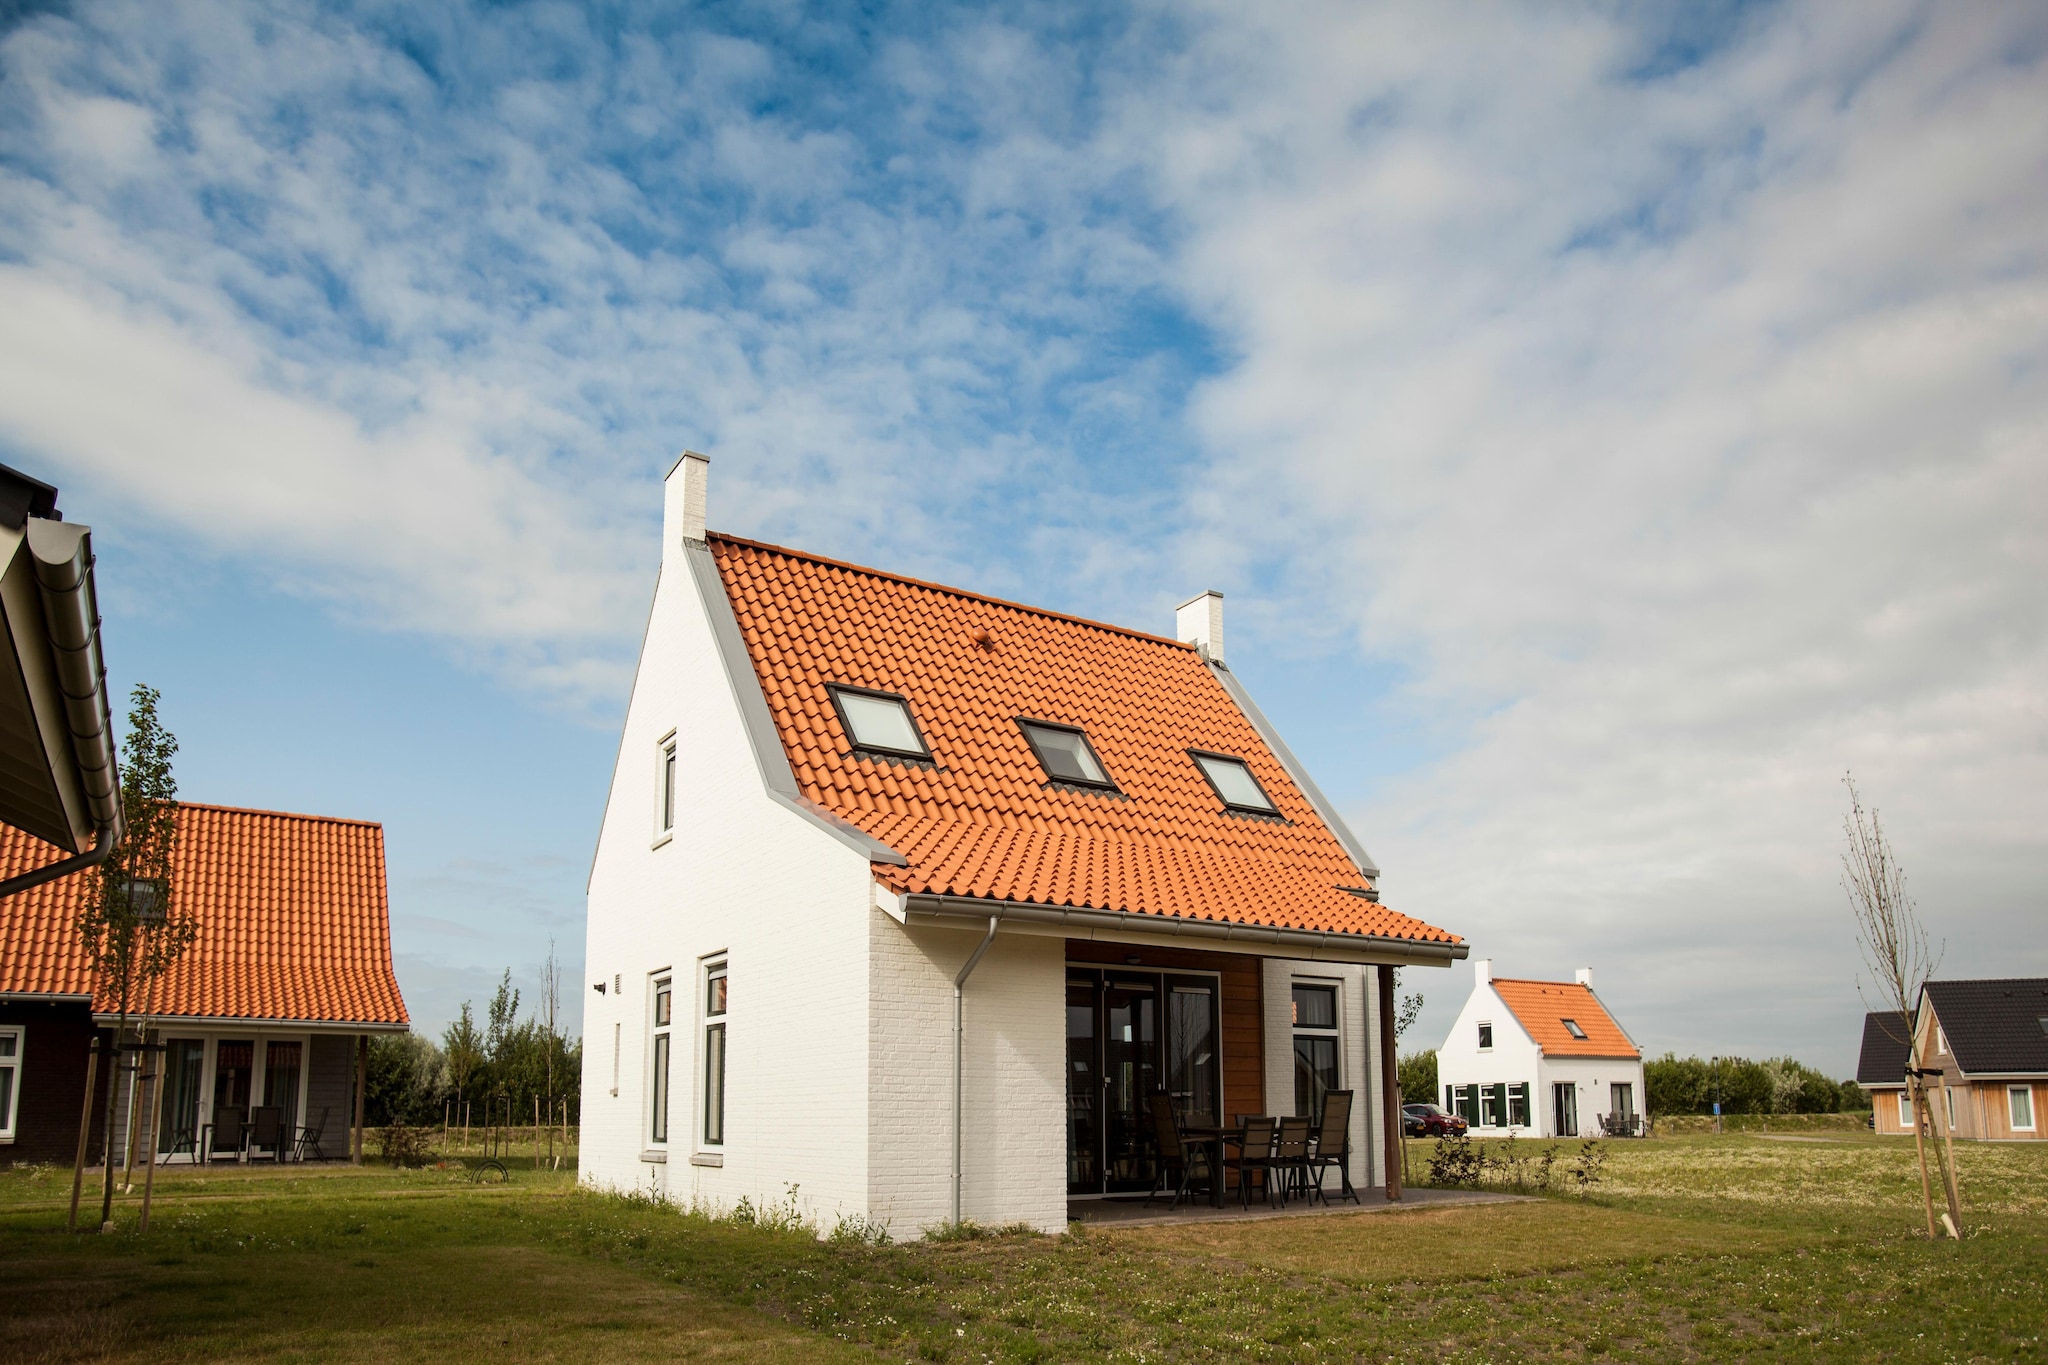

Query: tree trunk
[
  {"left": 98, "top": 1017, "right": 126, "bottom": 1231},
  {"left": 68, "top": 1038, "right": 100, "bottom": 1233}
]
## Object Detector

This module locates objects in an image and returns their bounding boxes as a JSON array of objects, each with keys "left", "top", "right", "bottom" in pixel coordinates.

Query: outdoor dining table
[{"left": 1178, "top": 1124, "right": 1237, "bottom": 1208}]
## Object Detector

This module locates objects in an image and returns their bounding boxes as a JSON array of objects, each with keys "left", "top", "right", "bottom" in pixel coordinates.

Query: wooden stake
[
  {"left": 1909, "top": 1076, "right": 1937, "bottom": 1239},
  {"left": 351, "top": 1034, "right": 367, "bottom": 1164},
  {"left": 68, "top": 1039, "right": 100, "bottom": 1233},
  {"left": 139, "top": 1050, "right": 166, "bottom": 1234},
  {"left": 1934, "top": 1080, "right": 1964, "bottom": 1235},
  {"left": 534, "top": 1095, "right": 541, "bottom": 1170}
]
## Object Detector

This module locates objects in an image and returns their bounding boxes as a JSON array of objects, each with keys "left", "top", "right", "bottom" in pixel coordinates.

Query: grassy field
[{"left": 2, "top": 1133, "right": 2043, "bottom": 1362}]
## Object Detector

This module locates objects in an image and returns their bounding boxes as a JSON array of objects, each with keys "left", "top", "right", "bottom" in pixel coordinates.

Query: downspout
[
  {"left": 952, "top": 914, "right": 1001, "bottom": 1226},
  {"left": 0, "top": 818, "right": 118, "bottom": 898}
]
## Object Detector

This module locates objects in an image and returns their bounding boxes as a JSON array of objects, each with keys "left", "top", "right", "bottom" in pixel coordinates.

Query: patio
[{"left": 1068, "top": 1186, "right": 1528, "bottom": 1228}]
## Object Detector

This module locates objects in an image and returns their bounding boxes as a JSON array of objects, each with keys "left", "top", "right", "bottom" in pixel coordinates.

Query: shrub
[
  {"left": 829, "top": 1211, "right": 893, "bottom": 1246},
  {"left": 377, "top": 1122, "right": 433, "bottom": 1168},
  {"left": 1397, "top": 1049, "right": 1438, "bottom": 1108},
  {"left": 1427, "top": 1134, "right": 1482, "bottom": 1188}
]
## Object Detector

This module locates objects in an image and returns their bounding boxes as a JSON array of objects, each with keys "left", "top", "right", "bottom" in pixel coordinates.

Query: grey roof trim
[
  {"left": 1204, "top": 658, "right": 1378, "bottom": 878},
  {"left": 904, "top": 893, "right": 1464, "bottom": 966},
  {"left": 683, "top": 539, "right": 906, "bottom": 867},
  {"left": 0, "top": 991, "right": 93, "bottom": 1003},
  {"left": 90, "top": 1012, "right": 410, "bottom": 1034}
]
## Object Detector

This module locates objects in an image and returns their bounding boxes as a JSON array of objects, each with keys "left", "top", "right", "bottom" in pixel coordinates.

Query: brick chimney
[
  {"left": 1176, "top": 590, "right": 1223, "bottom": 662},
  {"left": 666, "top": 450, "right": 709, "bottom": 549},
  {"left": 1574, "top": 967, "right": 1593, "bottom": 988}
]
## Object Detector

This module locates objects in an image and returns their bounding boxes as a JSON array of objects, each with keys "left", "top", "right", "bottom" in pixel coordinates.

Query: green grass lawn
[{"left": 2, "top": 1134, "right": 2043, "bottom": 1362}]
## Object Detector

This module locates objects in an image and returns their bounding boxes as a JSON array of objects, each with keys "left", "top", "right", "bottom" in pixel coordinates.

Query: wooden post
[
  {"left": 68, "top": 1038, "right": 101, "bottom": 1233},
  {"left": 1378, "top": 965, "right": 1402, "bottom": 1201},
  {"left": 352, "top": 1034, "right": 367, "bottom": 1164},
  {"left": 533, "top": 1095, "right": 541, "bottom": 1170},
  {"left": 139, "top": 1048, "right": 166, "bottom": 1233},
  {"left": 1934, "top": 1079, "right": 1964, "bottom": 1235},
  {"left": 1910, "top": 1075, "right": 1937, "bottom": 1239}
]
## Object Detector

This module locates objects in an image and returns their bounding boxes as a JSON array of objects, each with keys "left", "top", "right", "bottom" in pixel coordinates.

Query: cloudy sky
[{"left": 2, "top": 1, "right": 2042, "bottom": 1074}]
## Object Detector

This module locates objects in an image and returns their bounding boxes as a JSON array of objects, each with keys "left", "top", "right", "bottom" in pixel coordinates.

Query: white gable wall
[
  {"left": 1436, "top": 977, "right": 1542, "bottom": 1131},
  {"left": 580, "top": 544, "right": 878, "bottom": 1231}
]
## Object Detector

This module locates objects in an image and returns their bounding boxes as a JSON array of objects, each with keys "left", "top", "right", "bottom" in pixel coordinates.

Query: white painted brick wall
[
  {"left": 1263, "top": 958, "right": 1383, "bottom": 1192},
  {"left": 867, "top": 917, "right": 1066, "bottom": 1236}
]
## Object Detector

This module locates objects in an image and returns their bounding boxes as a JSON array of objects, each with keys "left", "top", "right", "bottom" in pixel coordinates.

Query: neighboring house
[
  {"left": 0, "top": 803, "right": 409, "bottom": 1165},
  {"left": 1911, "top": 979, "right": 2048, "bottom": 1142},
  {"left": 580, "top": 454, "right": 1467, "bottom": 1234},
  {"left": 0, "top": 464, "right": 121, "bottom": 895},
  {"left": 1436, "top": 960, "right": 1644, "bottom": 1138},
  {"left": 1855, "top": 1011, "right": 1913, "bottom": 1136}
]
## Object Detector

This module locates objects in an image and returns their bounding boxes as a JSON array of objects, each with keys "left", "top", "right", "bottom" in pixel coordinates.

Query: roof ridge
[
  {"left": 708, "top": 531, "right": 1195, "bottom": 650},
  {"left": 1490, "top": 977, "right": 1594, "bottom": 988},
  {"left": 176, "top": 801, "right": 383, "bottom": 829}
]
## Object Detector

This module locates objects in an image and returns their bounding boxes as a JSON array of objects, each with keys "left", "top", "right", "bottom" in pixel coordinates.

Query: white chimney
[
  {"left": 1176, "top": 590, "right": 1224, "bottom": 662},
  {"left": 666, "top": 450, "right": 709, "bottom": 548},
  {"left": 1574, "top": 967, "right": 1593, "bottom": 988},
  {"left": 1474, "top": 957, "right": 1491, "bottom": 985}
]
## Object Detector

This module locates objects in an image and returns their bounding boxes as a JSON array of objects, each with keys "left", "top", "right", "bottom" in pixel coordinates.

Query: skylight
[
  {"left": 828, "top": 686, "right": 929, "bottom": 759},
  {"left": 1018, "top": 720, "right": 1114, "bottom": 789},
  {"left": 1189, "top": 751, "right": 1278, "bottom": 814},
  {"left": 1561, "top": 1018, "right": 1588, "bottom": 1040}
]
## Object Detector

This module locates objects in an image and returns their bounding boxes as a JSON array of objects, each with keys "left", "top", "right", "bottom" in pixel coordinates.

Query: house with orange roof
[
  {"left": 579, "top": 454, "right": 1467, "bottom": 1234},
  {"left": 1435, "top": 959, "right": 1644, "bottom": 1139},
  {"left": 0, "top": 803, "right": 409, "bottom": 1167}
]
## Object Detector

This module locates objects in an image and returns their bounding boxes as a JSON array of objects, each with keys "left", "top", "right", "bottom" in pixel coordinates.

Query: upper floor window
[
  {"left": 1561, "top": 1018, "right": 1587, "bottom": 1040},
  {"left": 828, "top": 686, "right": 931, "bottom": 760},
  {"left": 703, "top": 959, "right": 728, "bottom": 1147},
  {"left": 1477, "top": 1022, "right": 1494, "bottom": 1050},
  {"left": 657, "top": 733, "right": 678, "bottom": 834},
  {"left": 1189, "top": 750, "right": 1278, "bottom": 815},
  {"left": 1018, "top": 720, "right": 1116, "bottom": 791}
]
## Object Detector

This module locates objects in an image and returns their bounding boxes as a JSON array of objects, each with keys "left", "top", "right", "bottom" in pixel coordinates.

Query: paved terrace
[{"left": 1068, "top": 1187, "right": 1526, "bottom": 1229}]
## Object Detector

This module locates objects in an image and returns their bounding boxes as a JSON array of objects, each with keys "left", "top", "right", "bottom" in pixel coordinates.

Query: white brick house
[
  {"left": 1436, "top": 960, "right": 1645, "bottom": 1138},
  {"left": 580, "top": 454, "right": 1468, "bottom": 1235}
]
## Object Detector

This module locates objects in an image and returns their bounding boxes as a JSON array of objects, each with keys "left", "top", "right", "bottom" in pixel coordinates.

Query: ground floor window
[
  {"left": 0, "top": 1027, "right": 20, "bottom": 1140},
  {"left": 1610, "top": 1082, "right": 1635, "bottom": 1126},
  {"left": 2011, "top": 1085, "right": 2036, "bottom": 1132},
  {"left": 1065, "top": 966, "right": 1222, "bottom": 1194},
  {"left": 1898, "top": 1089, "right": 1913, "bottom": 1128},
  {"left": 649, "top": 975, "right": 672, "bottom": 1145},
  {"left": 1507, "top": 1083, "right": 1531, "bottom": 1128},
  {"left": 1291, "top": 981, "right": 1339, "bottom": 1118},
  {"left": 701, "top": 959, "right": 727, "bottom": 1147},
  {"left": 1553, "top": 1082, "right": 1578, "bottom": 1137}
]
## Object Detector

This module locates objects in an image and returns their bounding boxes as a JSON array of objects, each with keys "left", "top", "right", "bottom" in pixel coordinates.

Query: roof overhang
[
  {"left": 90, "top": 1011, "right": 411, "bottom": 1035},
  {"left": 898, "top": 892, "right": 1467, "bottom": 967},
  {"left": 0, "top": 466, "right": 121, "bottom": 884}
]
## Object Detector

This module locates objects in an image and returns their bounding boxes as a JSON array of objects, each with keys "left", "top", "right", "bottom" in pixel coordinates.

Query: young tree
[
  {"left": 443, "top": 1002, "right": 484, "bottom": 1118},
  {"left": 1842, "top": 773, "right": 1956, "bottom": 1237},
  {"left": 76, "top": 686, "right": 195, "bottom": 1231}
]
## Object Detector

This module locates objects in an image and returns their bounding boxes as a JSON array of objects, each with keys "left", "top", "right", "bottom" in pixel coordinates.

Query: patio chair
[
  {"left": 1307, "top": 1089, "right": 1359, "bottom": 1205},
  {"left": 1224, "top": 1116, "right": 1281, "bottom": 1209},
  {"left": 248, "top": 1105, "right": 286, "bottom": 1163},
  {"left": 294, "top": 1106, "right": 331, "bottom": 1162},
  {"left": 203, "top": 1104, "right": 248, "bottom": 1163},
  {"left": 1143, "top": 1091, "right": 1212, "bottom": 1210},
  {"left": 1274, "top": 1116, "right": 1314, "bottom": 1205}
]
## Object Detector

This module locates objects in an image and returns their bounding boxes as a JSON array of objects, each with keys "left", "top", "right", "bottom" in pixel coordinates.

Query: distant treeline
[
  {"left": 1645, "top": 1054, "right": 1865, "bottom": 1116},
  {"left": 367, "top": 971, "right": 582, "bottom": 1127}
]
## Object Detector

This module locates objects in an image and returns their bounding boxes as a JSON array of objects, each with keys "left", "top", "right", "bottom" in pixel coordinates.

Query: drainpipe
[{"left": 952, "top": 914, "right": 1000, "bottom": 1226}]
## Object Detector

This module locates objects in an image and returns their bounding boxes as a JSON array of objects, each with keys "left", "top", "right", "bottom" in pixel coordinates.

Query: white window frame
[
  {"left": 1289, "top": 976, "right": 1342, "bottom": 1118},
  {"left": 0, "top": 1025, "right": 21, "bottom": 1142},
  {"left": 648, "top": 972, "right": 674, "bottom": 1147},
  {"left": 1477, "top": 1021, "right": 1493, "bottom": 1051},
  {"left": 653, "top": 730, "right": 678, "bottom": 847},
  {"left": 1898, "top": 1089, "right": 1913, "bottom": 1128},
  {"left": 699, "top": 956, "right": 728, "bottom": 1151},
  {"left": 1944, "top": 1085, "right": 1956, "bottom": 1130},
  {"left": 1936, "top": 1026, "right": 1949, "bottom": 1056},
  {"left": 2009, "top": 1085, "right": 2036, "bottom": 1132}
]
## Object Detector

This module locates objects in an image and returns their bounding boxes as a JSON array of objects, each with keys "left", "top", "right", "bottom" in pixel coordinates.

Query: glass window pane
[
  {"left": 0, "top": 1067, "right": 13, "bottom": 1133},
  {"left": 159, "top": 1040, "right": 204, "bottom": 1154},
  {"left": 1168, "top": 984, "right": 1218, "bottom": 1126},
  {"left": 0, "top": 1033, "right": 15, "bottom": 1058},
  {"left": 837, "top": 692, "right": 924, "bottom": 753},
  {"left": 1291, "top": 984, "right": 1336, "bottom": 1030},
  {"left": 650, "top": 1033, "right": 670, "bottom": 1143},
  {"left": 662, "top": 747, "right": 676, "bottom": 830},
  {"left": 1293, "top": 1037, "right": 1337, "bottom": 1117},
  {"left": 703, "top": 1023, "right": 726, "bottom": 1144},
  {"left": 1024, "top": 724, "right": 1106, "bottom": 784},
  {"left": 654, "top": 981, "right": 672, "bottom": 1028},
  {"left": 264, "top": 1041, "right": 303, "bottom": 1138},
  {"left": 1195, "top": 754, "right": 1275, "bottom": 811},
  {"left": 706, "top": 969, "right": 727, "bottom": 1017},
  {"left": 2013, "top": 1087, "right": 2034, "bottom": 1129}
]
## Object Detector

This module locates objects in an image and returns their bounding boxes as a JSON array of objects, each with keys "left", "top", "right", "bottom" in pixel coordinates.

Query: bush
[
  {"left": 1398, "top": 1050, "right": 1438, "bottom": 1108},
  {"left": 377, "top": 1122, "right": 433, "bottom": 1167},
  {"left": 1645, "top": 1053, "right": 1862, "bottom": 1116}
]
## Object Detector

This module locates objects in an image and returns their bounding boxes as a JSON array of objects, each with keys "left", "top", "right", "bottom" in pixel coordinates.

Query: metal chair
[
  {"left": 1274, "top": 1116, "right": 1313, "bottom": 1205},
  {"left": 293, "top": 1106, "right": 331, "bottom": 1162},
  {"left": 1224, "top": 1116, "right": 1281, "bottom": 1208},
  {"left": 1307, "top": 1090, "right": 1359, "bottom": 1204},
  {"left": 248, "top": 1105, "right": 286, "bottom": 1163},
  {"left": 1143, "top": 1092, "right": 1211, "bottom": 1210},
  {"left": 202, "top": 1104, "right": 247, "bottom": 1163}
]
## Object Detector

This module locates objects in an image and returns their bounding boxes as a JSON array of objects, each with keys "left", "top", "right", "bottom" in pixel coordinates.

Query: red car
[{"left": 1403, "top": 1103, "right": 1468, "bottom": 1137}]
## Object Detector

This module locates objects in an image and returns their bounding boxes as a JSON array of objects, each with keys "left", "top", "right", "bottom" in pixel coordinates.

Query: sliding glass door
[{"left": 1065, "top": 968, "right": 1221, "bottom": 1195}]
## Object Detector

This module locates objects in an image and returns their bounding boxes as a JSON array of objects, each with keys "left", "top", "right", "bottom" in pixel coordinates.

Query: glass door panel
[
  {"left": 213, "top": 1041, "right": 253, "bottom": 1109},
  {"left": 1102, "top": 980, "right": 1157, "bottom": 1190},
  {"left": 1065, "top": 976, "right": 1099, "bottom": 1194},
  {"left": 157, "top": 1040, "right": 205, "bottom": 1155},
  {"left": 265, "top": 1041, "right": 303, "bottom": 1138},
  {"left": 1166, "top": 979, "right": 1219, "bottom": 1126}
]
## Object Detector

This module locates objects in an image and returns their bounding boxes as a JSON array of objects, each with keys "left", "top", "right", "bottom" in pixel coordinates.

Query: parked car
[{"left": 1403, "top": 1103, "right": 1468, "bottom": 1137}]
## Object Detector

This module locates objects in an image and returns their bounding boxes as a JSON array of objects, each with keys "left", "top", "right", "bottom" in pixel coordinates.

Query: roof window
[
  {"left": 1018, "top": 720, "right": 1115, "bottom": 790},
  {"left": 1189, "top": 750, "right": 1278, "bottom": 814},
  {"left": 828, "top": 686, "right": 930, "bottom": 760},
  {"left": 1561, "top": 1018, "right": 1588, "bottom": 1040}
]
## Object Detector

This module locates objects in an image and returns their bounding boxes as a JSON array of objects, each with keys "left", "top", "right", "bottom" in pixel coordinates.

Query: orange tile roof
[
  {"left": 1491, "top": 979, "right": 1637, "bottom": 1058},
  {"left": 710, "top": 533, "right": 1459, "bottom": 945},
  {"left": 0, "top": 802, "right": 408, "bottom": 1025}
]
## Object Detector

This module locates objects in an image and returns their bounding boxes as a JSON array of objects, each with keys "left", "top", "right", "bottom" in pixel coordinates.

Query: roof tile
[{"left": 1492, "top": 978, "right": 1636, "bottom": 1058}]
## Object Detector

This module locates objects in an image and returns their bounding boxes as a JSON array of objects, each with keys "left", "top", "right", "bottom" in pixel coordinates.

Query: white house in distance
[
  {"left": 579, "top": 453, "right": 1469, "bottom": 1235},
  {"left": 1436, "top": 960, "right": 1645, "bottom": 1138}
]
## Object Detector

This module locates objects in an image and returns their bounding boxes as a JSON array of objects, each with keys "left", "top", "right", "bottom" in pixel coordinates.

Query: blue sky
[{"left": 3, "top": 1, "right": 2044, "bottom": 1075}]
